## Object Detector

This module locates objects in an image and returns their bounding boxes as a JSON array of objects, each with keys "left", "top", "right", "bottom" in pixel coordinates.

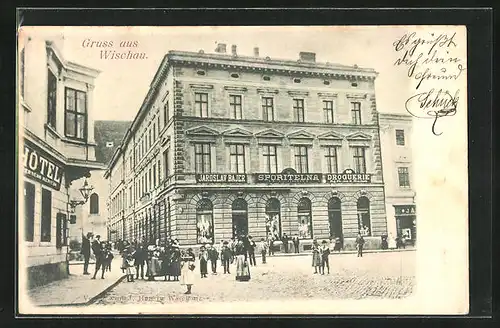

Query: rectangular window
[
  {"left": 293, "top": 99, "right": 305, "bottom": 123},
  {"left": 153, "top": 123, "right": 156, "bottom": 143},
  {"left": 47, "top": 70, "right": 57, "bottom": 128},
  {"left": 149, "top": 168, "right": 152, "bottom": 192},
  {"left": 229, "top": 144, "right": 246, "bottom": 173},
  {"left": 396, "top": 129, "right": 406, "bottom": 146},
  {"left": 149, "top": 129, "right": 152, "bottom": 150},
  {"left": 20, "top": 48, "right": 25, "bottom": 98},
  {"left": 194, "top": 143, "right": 211, "bottom": 173},
  {"left": 41, "top": 188, "right": 52, "bottom": 242},
  {"left": 323, "top": 100, "right": 334, "bottom": 123},
  {"left": 164, "top": 101, "right": 169, "bottom": 126},
  {"left": 262, "top": 97, "right": 274, "bottom": 121},
  {"left": 24, "top": 182, "right": 35, "bottom": 242},
  {"left": 195, "top": 93, "right": 209, "bottom": 117},
  {"left": 351, "top": 102, "right": 362, "bottom": 125},
  {"left": 56, "top": 213, "right": 68, "bottom": 248},
  {"left": 157, "top": 116, "right": 161, "bottom": 135},
  {"left": 65, "top": 88, "right": 87, "bottom": 140},
  {"left": 157, "top": 159, "right": 161, "bottom": 184},
  {"left": 398, "top": 167, "right": 410, "bottom": 188},
  {"left": 325, "top": 147, "right": 339, "bottom": 173},
  {"left": 294, "top": 146, "right": 309, "bottom": 173},
  {"left": 263, "top": 145, "right": 278, "bottom": 173},
  {"left": 353, "top": 147, "right": 367, "bottom": 173},
  {"left": 230, "top": 95, "right": 242, "bottom": 119},
  {"left": 153, "top": 164, "right": 156, "bottom": 188},
  {"left": 164, "top": 147, "right": 170, "bottom": 178},
  {"left": 129, "top": 187, "right": 133, "bottom": 207}
]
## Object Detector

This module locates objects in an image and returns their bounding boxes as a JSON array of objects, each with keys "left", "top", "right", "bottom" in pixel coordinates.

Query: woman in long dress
[
  {"left": 180, "top": 248, "right": 196, "bottom": 294},
  {"left": 169, "top": 244, "right": 181, "bottom": 281},
  {"left": 311, "top": 239, "right": 321, "bottom": 274},
  {"left": 235, "top": 239, "right": 250, "bottom": 281}
]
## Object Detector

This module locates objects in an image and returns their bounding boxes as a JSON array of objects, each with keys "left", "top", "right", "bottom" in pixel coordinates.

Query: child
[
  {"left": 199, "top": 245, "right": 209, "bottom": 278},
  {"left": 126, "top": 247, "right": 136, "bottom": 282},
  {"left": 104, "top": 244, "right": 114, "bottom": 272},
  {"left": 260, "top": 238, "right": 268, "bottom": 264}
]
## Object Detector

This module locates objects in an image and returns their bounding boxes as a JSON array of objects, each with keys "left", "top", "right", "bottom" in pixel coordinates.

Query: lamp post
[{"left": 69, "top": 178, "right": 94, "bottom": 239}]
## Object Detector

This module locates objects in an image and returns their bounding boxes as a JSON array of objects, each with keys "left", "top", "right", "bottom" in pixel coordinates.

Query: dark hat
[
  {"left": 322, "top": 240, "right": 327, "bottom": 244},
  {"left": 223, "top": 241, "right": 229, "bottom": 245},
  {"left": 187, "top": 248, "right": 193, "bottom": 252}
]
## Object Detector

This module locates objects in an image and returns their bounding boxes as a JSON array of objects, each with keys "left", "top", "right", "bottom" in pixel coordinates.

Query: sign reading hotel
[
  {"left": 23, "top": 142, "right": 64, "bottom": 190},
  {"left": 196, "top": 174, "right": 248, "bottom": 183},
  {"left": 325, "top": 169, "right": 372, "bottom": 183}
]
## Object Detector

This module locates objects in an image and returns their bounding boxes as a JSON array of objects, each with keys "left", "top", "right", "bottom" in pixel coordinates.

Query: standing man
[
  {"left": 208, "top": 244, "right": 219, "bottom": 274},
  {"left": 355, "top": 233, "right": 365, "bottom": 258},
  {"left": 91, "top": 235, "right": 105, "bottom": 279},
  {"left": 292, "top": 234, "right": 300, "bottom": 254},
  {"left": 247, "top": 236, "right": 257, "bottom": 266},
  {"left": 81, "top": 232, "right": 92, "bottom": 275},
  {"left": 320, "top": 240, "right": 330, "bottom": 274},
  {"left": 282, "top": 233, "right": 290, "bottom": 254},
  {"left": 221, "top": 241, "right": 232, "bottom": 274},
  {"left": 260, "top": 238, "right": 268, "bottom": 264},
  {"left": 268, "top": 233, "right": 275, "bottom": 256}
]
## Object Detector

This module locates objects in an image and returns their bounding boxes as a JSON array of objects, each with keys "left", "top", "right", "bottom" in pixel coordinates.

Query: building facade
[
  {"left": 106, "top": 44, "right": 388, "bottom": 251},
  {"left": 379, "top": 113, "right": 416, "bottom": 245},
  {"left": 19, "top": 36, "right": 103, "bottom": 288}
]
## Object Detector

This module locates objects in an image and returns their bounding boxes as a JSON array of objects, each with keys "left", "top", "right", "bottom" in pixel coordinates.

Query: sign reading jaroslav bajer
[
  {"left": 23, "top": 142, "right": 64, "bottom": 190},
  {"left": 255, "top": 173, "right": 322, "bottom": 183},
  {"left": 196, "top": 174, "right": 248, "bottom": 183},
  {"left": 325, "top": 169, "right": 372, "bottom": 183}
]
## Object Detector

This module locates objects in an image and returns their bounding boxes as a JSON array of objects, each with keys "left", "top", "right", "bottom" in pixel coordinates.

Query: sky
[{"left": 22, "top": 26, "right": 463, "bottom": 122}]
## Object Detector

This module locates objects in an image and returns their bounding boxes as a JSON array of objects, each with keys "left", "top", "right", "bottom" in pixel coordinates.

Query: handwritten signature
[
  {"left": 405, "top": 89, "right": 459, "bottom": 136},
  {"left": 393, "top": 32, "right": 457, "bottom": 56}
]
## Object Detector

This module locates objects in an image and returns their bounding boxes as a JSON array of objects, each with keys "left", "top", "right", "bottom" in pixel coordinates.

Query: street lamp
[{"left": 69, "top": 178, "right": 94, "bottom": 209}]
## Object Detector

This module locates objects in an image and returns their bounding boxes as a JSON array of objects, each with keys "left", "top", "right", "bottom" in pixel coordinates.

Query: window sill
[
  {"left": 45, "top": 123, "right": 61, "bottom": 138},
  {"left": 20, "top": 98, "right": 33, "bottom": 112}
]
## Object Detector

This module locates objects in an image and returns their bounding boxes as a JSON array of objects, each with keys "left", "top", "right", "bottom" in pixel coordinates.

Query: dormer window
[
  {"left": 263, "top": 75, "right": 271, "bottom": 81},
  {"left": 196, "top": 70, "right": 206, "bottom": 76},
  {"left": 293, "top": 78, "right": 302, "bottom": 83},
  {"left": 230, "top": 73, "right": 240, "bottom": 79}
]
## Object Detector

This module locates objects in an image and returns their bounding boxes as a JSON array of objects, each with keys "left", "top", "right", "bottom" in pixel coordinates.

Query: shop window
[
  {"left": 265, "top": 198, "right": 281, "bottom": 239},
  {"left": 328, "top": 197, "right": 343, "bottom": 239},
  {"left": 196, "top": 199, "right": 214, "bottom": 244},
  {"left": 40, "top": 188, "right": 52, "bottom": 242},
  {"left": 90, "top": 193, "right": 99, "bottom": 214},
  {"left": 297, "top": 197, "right": 313, "bottom": 239},
  {"left": 64, "top": 88, "right": 87, "bottom": 140},
  {"left": 357, "top": 196, "right": 371, "bottom": 236},
  {"left": 24, "top": 182, "right": 35, "bottom": 242},
  {"left": 232, "top": 198, "right": 248, "bottom": 238},
  {"left": 56, "top": 213, "right": 68, "bottom": 248}
]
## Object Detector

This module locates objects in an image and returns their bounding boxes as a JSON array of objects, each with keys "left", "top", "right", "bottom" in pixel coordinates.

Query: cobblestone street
[{"left": 94, "top": 250, "right": 415, "bottom": 305}]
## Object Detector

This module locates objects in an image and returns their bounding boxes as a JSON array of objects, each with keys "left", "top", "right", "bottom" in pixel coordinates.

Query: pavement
[
  {"left": 27, "top": 261, "right": 126, "bottom": 307},
  {"left": 26, "top": 248, "right": 415, "bottom": 307}
]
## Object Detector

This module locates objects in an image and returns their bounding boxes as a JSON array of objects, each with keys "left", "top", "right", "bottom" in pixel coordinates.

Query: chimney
[
  {"left": 254, "top": 47, "right": 259, "bottom": 57},
  {"left": 299, "top": 51, "right": 316, "bottom": 62},
  {"left": 231, "top": 45, "right": 237, "bottom": 56},
  {"left": 215, "top": 43, "right": 226, "bottom": 53}
]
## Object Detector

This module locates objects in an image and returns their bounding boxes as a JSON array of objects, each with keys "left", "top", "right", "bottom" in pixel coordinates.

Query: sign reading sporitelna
[{"left": 195, "top": 169, "right": 371, "bottom": 184}]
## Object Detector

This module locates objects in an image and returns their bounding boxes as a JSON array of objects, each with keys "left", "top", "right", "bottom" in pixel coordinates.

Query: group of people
[{"left": 80, "top": 233, "right": 114, "bottom": 279}]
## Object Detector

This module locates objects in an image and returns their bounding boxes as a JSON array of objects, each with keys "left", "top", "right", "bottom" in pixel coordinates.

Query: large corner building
[{"left": 106, "top": 44, "right": 388, "bottom": 251}]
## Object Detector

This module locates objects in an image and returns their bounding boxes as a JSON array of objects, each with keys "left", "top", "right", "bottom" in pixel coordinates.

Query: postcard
[{"left": 17, "top": 25, "right": 468, "bottom": 315}]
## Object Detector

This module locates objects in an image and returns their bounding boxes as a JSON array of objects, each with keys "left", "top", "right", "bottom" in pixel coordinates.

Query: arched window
[
  {"left": 232, "top": 198, "right": 248, "bottom": 238},
  {"left": 196, "top": 199, "right": 214, "bottom": 244},
  {"left": 297, "top": 197, "right": 312, "bottom": 239},
  {"left": 357, "top": 196, "right": 371, "bottom": 236},
  {"left": 265, "top": 198, "right": 281, "bottom": 239},
  {"left": 328, "top": 197, "right": 343, "bottom": 239},
  {"left": 89, "top": 193, "right": 99, "bottom": 214}
]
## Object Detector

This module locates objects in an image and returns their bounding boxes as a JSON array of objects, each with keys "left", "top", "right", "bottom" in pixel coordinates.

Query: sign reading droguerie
[
  {"left": 255, "top": 173, "right": 322, "bottom": 184},
  {"left": 325, "top": 169, "right": 372, "bottom": 183},
  {"left": 23, "top": 142, "right": 64, "bottom": 190},
  {"left": 196, "top": 174, "right": 247, "bottom": 183}
]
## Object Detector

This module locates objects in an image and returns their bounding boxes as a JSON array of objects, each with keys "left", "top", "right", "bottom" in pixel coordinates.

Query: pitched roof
[{"left": 94, "top": 120, "right": 131, "bottom": 165}]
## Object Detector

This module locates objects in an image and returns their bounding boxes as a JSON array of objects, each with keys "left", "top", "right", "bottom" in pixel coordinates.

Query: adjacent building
[
  {"left": 19, "top": 36, "right": 103, "bottom": 288},
  {"left": 379, "top": 113, "right": 416, "bottom": 245},
  {"left": 106, "top": 44, "right": 388, "bottom": 251}
]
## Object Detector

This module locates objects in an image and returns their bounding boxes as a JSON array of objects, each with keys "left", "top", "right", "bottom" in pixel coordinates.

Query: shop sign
[
  {"left": 325, "top": 169, "right": 371, "bottom": 183},
  {"left": 196, "top": 174, "right": 247, "bottom": 183},
  {"left": 23, "top": 142, "right": 64, "bottom": 190},
  {"left": 395, "top": 205, "right": 416, "bottom": 216},
  {"left": 255, "top": 173, "right": 321, "bottom": 184}
]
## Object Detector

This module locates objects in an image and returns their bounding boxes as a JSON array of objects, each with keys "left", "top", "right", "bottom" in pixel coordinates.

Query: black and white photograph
[{"left": 17, "top": 24, "right": 468, "bottom": 315}]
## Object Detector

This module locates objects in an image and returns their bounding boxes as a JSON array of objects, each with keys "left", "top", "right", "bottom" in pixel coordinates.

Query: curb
[
  {"left": 265, "top": 248, "right": 416, "bottom": 257},
  {"left": 38, "top": 274, "right": 127, "bottom": 307}
]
